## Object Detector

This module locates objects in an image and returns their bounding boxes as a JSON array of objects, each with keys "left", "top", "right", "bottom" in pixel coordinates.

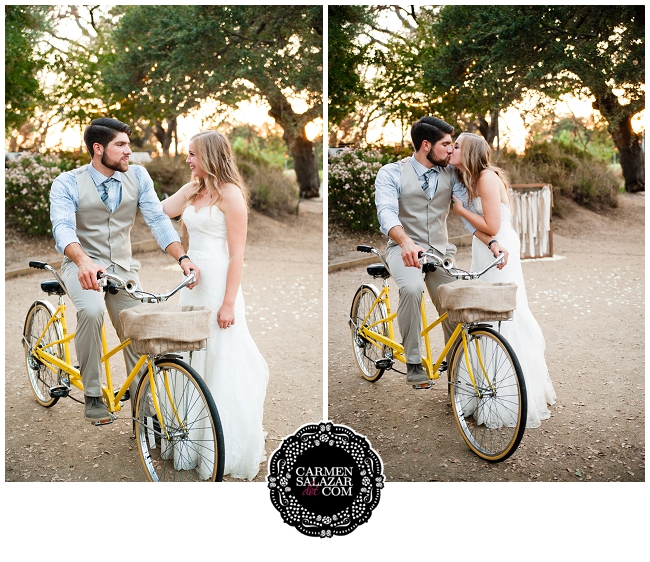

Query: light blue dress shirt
[
  {"left": 375, "top": 156, "right": 477, "bottom": 237},
  {"left": 50, "top": 162, "right": 181, "bottom": 255}
]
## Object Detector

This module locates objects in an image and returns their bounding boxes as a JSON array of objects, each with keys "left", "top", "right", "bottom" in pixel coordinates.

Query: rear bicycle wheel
[
  {"left": 349, "top": 284, "right": 390, "bottom": 382},
  {"left": 23, "top": 301, "right": 64, "bottom": 407},
  {"left": 449, "top": 326, "right": 527, "bottom": 462},
  {"left": 135, "top": 357, "right": 225, "bottom": 481}
]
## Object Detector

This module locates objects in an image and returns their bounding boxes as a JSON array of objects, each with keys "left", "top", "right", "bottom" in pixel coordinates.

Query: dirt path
[
  {"left": 328, "top": 193, "right": 644, "bottom": 482},
  {"left": 5, "top": 202, "right": 323, "bottom": 482}
]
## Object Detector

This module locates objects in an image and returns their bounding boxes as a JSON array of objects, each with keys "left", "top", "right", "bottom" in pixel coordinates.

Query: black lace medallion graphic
[{"left": 267, "top": 422, "right": 384, "bottom": 537}]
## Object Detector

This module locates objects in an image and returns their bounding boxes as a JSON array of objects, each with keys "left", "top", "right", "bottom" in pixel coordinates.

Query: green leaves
[{"left": 4, "top": 6, "right": 51, "bottom": 131}]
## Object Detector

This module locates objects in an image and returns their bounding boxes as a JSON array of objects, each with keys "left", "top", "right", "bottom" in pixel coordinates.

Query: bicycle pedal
[
  {"left": 91, "top": 414, "right": 116, "bottom": 426},
  {"left": 49, "top": 385, "right": 70, "bottom": 398},
  {"left": 412, "top": 381, "right": 434, "bottom": 390},
  {"left": 438, "top": 361, "right": 448, "bottom": 373},
  {"left": 375, "top": 358, "right": 393, "bottom": 369}
]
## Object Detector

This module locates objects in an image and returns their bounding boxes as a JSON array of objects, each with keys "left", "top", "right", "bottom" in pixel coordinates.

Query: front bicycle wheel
[
  {"left": 449, "top": 326, "right": 527, "bottom": 462},
  {"left": 23, "top": 300, "right": 64, "bottom": 407},
  {"left": 135, "top": 357, "right": 225, "bottom": 482},
  {"left": 350, "top": 284, "right": 390, "bottom": 382}
]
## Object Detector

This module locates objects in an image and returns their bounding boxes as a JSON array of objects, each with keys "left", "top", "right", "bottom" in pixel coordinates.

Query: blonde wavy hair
[
  {"left": 185, "top": 130, "right": 250, "bottom": 210},
  {"left": 456, "top": 132, "right": 510, "bottom": 201}
]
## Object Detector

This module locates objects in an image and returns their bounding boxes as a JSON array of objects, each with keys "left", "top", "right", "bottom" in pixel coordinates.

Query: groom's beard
[
  {"left": 426, "top": 147, "right": 450, "bottom": 168},
  {"left": 101, "top": 152, "right": 129, "bottom": 173}
]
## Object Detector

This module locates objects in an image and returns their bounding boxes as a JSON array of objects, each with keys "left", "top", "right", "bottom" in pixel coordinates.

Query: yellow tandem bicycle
[
  {"left": 349, "top": 245, "right": 527, "bottom": 462},
  {"left": 22, "top": 261, "right": 224, "bottom": 481}
]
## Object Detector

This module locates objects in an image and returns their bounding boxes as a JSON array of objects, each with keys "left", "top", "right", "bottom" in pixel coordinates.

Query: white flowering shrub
[
  {"left": 5, "top": 153, "right": 85, "bottom": 236},
  {"left": 328, "top": 148, "right": 386, "bottom": 231}
]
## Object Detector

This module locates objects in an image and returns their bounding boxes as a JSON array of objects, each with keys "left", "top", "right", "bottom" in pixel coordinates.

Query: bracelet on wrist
[
  {"left": 487, "top": 239, "right": 498, "bottom": 249},
  {"left": 178, "top": 254, "right": 190, "bottom": 265}
]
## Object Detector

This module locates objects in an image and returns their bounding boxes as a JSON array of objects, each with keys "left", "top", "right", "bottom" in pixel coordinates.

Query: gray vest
[
  {"left": 72, "top": 165, "right": 138, "bottom": 270},
  {"left": 387, "top": 161, "right": 453, "bottom": 256}
]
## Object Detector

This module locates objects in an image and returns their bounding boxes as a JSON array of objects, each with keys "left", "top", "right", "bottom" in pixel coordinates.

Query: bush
[
  {"left": 144, "top": 151, "right": 298, "bottom": 216},
  {"left": 235, "top": 148, "right": 299, "bottom": 216},
  {"left": 143, "top": 157, "right": 191, "bottom": 198},
  {"left": 499, "top": 140, "right": 620, "bottom": 213},
  {"left": 328, "top": 148, "right": 385, "bottom": 231},
  {"left": 5, "top": 153, "right": 79, "bottom": 236}
]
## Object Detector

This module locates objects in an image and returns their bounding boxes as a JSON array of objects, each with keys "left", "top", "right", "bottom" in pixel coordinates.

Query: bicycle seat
[
  {"left": 41, "top": 279, "right": 66, "bottom": 296},
  {"left": 367, "top": 264, "right": 390, "bottom": 279}
]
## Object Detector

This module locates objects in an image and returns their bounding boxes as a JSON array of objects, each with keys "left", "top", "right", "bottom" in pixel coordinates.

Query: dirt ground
[
  {"left": 328, "top": 193, "right": 645, "bottom": 482},
  {"left": 5, "top": 200, "right": 323, "bottom": 482}
]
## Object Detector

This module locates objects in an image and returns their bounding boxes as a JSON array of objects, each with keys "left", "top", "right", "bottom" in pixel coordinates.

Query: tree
[
  {"left": 5, "top": 5, "right": 51, "bottom": 133},
  {"left": 424, "top": 5, "right": 645, "bottom": 191},
  {"left": 328, "top": 5, "right": 375, "bottom": 128},
  {"left": 101, "top": 5, "right": 323, "bottom": 197}
]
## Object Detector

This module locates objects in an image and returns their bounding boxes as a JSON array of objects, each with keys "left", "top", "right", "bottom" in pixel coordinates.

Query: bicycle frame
[
  {"left": 26, "top": 294, "right": 180, "bottom": 436},
  {"left": 356, "top": 278, "right": 487, "bottom": 389}
]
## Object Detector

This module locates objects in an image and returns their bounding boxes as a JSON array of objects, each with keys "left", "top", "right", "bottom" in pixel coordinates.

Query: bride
[
  {"left": 449, "top": 132, "right": 556, "bottom": 428},
  {"left": 162, "top": 130, "right": 269, "bottom": 479}
]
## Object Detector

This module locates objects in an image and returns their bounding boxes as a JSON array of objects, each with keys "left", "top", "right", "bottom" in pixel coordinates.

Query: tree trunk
[
  {"left": 268, "top": 98, "right": 320, "bottom": 198},
  {"left": 291, "top": 130, "right": 321, "bottom": 198},
  {"left": 593, "top": 94, "right": 645, "bottom": 192},
  {"left": 153, "top": 116, "right": 176, "bottom": 156},
  {"left": 476, "top": 112, "right": 498, "bottom": 146},
  {"left": 611, "top": 116, "right": 645, "bottom": 193}
]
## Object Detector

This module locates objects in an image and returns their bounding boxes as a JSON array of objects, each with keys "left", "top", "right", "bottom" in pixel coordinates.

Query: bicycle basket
[
  {"left": 438, "top": 280, "right": 517, "bottom": 323},
  {"left": 119, "top": 304, "right": 212, "bottom": 355}
]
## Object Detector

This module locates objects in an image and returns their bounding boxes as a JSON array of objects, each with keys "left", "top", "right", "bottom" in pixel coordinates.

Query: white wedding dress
[
  {"left": 471, "top": 197, "right": 556, "bottom": 428},
  {"left": 179, "top": 204, "right": 269, "bottom": 480}
]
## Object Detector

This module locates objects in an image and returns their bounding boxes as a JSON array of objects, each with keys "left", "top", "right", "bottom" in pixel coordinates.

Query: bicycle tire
[
  {"left": 23, "top": 300, "right": 64, "bottom": 407},
  {"left": 350, "top": 284, "right": 390, "bottom": 382},
  {"left": 134, "top": 357, "right": 225, "bottom": 482},
  {"left": 449, "top": 326, "right": 527, "bottom": 462}
]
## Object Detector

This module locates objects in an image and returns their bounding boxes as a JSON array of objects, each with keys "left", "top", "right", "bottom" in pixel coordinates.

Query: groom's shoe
[
  {"left": 406, "top": 363, "right": 431, "bottom": 388},
  {"left": 84, "top": 395, "right": 112, "bottom": 424}
]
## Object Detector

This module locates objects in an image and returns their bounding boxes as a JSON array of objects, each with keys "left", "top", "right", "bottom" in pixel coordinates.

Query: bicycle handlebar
[
  {"left": 356, "top": 245, "right": 504, "bottom": 281},
  {"left": 97, "top": 270, "right": 196, "bottom": 303}
]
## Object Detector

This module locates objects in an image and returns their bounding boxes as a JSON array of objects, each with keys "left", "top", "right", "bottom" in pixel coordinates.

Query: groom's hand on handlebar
[
  {"left": 490, "top": 243, "right": 509, "bottom": 269},
  {"left": 78, "top": 258, "right": 106, "bottom": 292},
  {"left": 401, "top": 240, "right": 425, "bottom": 268},
  {"left": 180, "top": 258, "right": 200, "bottom": 288}
]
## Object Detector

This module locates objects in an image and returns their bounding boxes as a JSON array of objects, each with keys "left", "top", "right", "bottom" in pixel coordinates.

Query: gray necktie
[
  {"left": 101, "top": 178, "right": 113, "bottom": 210},
  {"left": 422, "top": 169, "right": 438, "bottom": 198}
]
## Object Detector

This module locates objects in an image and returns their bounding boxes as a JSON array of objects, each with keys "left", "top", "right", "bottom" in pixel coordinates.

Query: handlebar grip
[
  {"left": 29, "top": 261, "right": 47, "bottom": 269},
  {"left": 418, "top": 251, "right": 424, "bottom": 258},
  {"left": 97, "top": 271, "right": 104, "bottom": 279},
  {"left": 357, "top": 245, "right": 373, "bottom": 253}
]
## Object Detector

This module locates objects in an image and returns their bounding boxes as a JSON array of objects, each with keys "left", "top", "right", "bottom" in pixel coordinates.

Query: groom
[
  {"left": 50, "top": 117, "right": 200, "bottom": 423},
  {"left": 375, "top": 116, "right": 508, "bottom": 386}
]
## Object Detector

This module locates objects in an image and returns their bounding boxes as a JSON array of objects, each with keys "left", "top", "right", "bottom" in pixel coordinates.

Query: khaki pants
[
  {"left": 61, "top": 259, "right": 143, "bottom": 401},
  {"left": 385, "top": 244, "right": 457, "bottom": 365}
]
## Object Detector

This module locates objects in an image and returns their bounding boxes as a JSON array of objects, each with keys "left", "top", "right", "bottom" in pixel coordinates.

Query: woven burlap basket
[
  {"left": 120, "top": 303, "right": 212, "bottom": 355},
  {"left": 438, "top": 279, "right": 517, "bottom": 324}
]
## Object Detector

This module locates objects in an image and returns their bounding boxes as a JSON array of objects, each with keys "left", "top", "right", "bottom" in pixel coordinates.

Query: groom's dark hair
[
  {"left": 84, "top": 117, "right": 131, "bottom": 157},
  {"left": 411, "top": 116, "right": 454, "bottom": 151}
]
